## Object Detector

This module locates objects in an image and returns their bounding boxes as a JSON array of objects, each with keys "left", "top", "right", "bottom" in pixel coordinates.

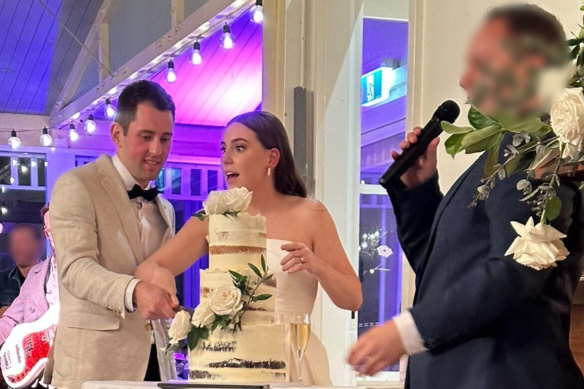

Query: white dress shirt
[
  {"left": 111, "top": 154, "right": 167, "bottom": 313},
  {"left": 394, "top": 310, "right": 427, "bottom": 355}
]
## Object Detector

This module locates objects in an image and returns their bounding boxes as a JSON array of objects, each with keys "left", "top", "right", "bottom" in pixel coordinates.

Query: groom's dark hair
[
  {"left": 486, "top": 4, "right": 566, "bottom": 52},
  {"left": 115, "top": 80, "right": 175, "bottom": 135}
]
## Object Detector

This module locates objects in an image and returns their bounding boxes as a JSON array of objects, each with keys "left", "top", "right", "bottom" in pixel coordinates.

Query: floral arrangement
[
  {"left": 441, "top": 11, "right": 584, "bottom": 270},
  {"left": 167, "top": 257, "right": 273, "bottom": 352}
]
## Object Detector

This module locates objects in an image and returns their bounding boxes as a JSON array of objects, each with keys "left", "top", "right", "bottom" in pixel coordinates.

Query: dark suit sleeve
[
  {"left": 409, "top": 176, "right": 576, "bottom": 351},
  {"left": 387, "top": 176, "right": 443, "bottom": 274}
]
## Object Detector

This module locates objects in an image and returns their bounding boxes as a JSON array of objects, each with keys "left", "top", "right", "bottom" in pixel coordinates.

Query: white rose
[
  {"left": 168, "top": 310, "right": 192, "bottom": 344},
  {"left": 550, "top": 88, "right": 584, "bottom": 159},
  {"left": 203, "top": 187, "right": 252, "bottom": 215},
  {"left": 505, "top": 217, "right": 569, "bottom": 270},
  {"left": 209, "top": 285, "right": 244, "bottom": 317},
  {"left": 191, "top": 300, "right": 215, "bottom": 328}
]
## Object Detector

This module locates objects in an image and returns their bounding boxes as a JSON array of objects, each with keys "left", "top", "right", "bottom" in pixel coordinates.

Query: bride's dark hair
[{"left": 226, "top": 111, "right": 308, "bottom": 198}]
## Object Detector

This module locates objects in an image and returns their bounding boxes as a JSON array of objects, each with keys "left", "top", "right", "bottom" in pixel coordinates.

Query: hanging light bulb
[
  {"left": 1, "top": 206, "right": 7, "bottom": 215},
  {"left": 166, "top": 60, "right": 177, "bottom": 83},
  {"left": 191, "top": 41, "right": 202, "bottom": 65},
  {"left": 69, "top": 123, "right": 79, "bottom": 142},
  {"left": 105, "top": 98, "right": 115, "bottom": 118},
  {"left": 40, "top": 127, "right": 53, "bottom": 146},
  {"left": 221, "top": 24, "right": 234, "bottom": 49},
  {"left": 85, "top": 114, "right": 96, "bottom": 134},
  {"left": 8, "top": 130, "right": 21, "bottom": 150},
  {"left": 250, "top": 0, "right": 263, "bottom": 23}
]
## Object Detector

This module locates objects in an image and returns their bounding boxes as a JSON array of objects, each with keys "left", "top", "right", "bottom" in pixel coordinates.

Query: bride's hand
[
  {"left": 280, "top": 242, "right": 325, "bottom": 275},
  {"left": 150, "top": 266, "right": 179, "bottom": 307}
]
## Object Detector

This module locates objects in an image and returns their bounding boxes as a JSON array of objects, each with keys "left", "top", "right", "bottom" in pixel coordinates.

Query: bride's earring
[{"left": 267, "top": 168, "right": 271, "bottom": 176}]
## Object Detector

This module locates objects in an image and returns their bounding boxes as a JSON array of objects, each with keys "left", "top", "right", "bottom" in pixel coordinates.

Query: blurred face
[
  {"left": 9, "top": 229, "right": 43, "bottom": 267},
  {"left": 112, "top": 103, "right": 173, "bottom": 187},
  {"left": 221, "top": 123, "right": 279, "bottom": 191},
  {"left": 459, "top": 18, "right": 546, "bottom": 116}
]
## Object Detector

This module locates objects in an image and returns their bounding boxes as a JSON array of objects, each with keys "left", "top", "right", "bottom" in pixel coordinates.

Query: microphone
[{"left": 379, "top": 100, "right": 460, "bottom": 189}]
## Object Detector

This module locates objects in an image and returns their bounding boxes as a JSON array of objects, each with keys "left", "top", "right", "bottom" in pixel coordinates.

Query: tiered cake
[{"left": 188, "top": 213, "right": 289, "bottom": 382}]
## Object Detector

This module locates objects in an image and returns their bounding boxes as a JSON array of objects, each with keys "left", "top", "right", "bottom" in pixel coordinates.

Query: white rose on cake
[
  {"left": 550, "top": 88, "right": 584, "bottom": 159},
  {"left": 191, "top": 300, "right": 215, "bottom": 328},
  {"left": 203, "top": 187, "right": 253, "bottom": 215},
  {"left": 168, "top": 310, "right": 192, "bottom": 344},
  {"left": 209, "top": 285, "right": 244, "bottom": 316},
  {"left": 505, "top": 217, "right": 569, "bottom": 270}
]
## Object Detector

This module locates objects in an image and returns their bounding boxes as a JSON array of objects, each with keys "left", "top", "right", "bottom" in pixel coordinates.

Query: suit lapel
[
  {"left": 155, "top": 197, "right": 174, "bottom": 241},
  {"left": 96, "top": 155, "right": 144, "bottom": 265}
]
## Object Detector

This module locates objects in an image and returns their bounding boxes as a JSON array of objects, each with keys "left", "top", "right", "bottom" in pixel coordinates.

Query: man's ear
[{"left": 111, "top": 122, "right": 124, "bottom": 148}]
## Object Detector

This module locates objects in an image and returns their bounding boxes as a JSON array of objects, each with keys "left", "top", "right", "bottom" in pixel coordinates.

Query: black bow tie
[{"left": 127, "top": 184, "right": 158, "bottom": 201}]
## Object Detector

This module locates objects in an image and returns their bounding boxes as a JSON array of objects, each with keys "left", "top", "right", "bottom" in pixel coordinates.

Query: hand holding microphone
[{"left": 392, "top": 128, "right": 441, "bottom": 188}]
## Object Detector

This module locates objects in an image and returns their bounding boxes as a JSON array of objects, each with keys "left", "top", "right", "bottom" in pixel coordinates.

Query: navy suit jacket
[{"left": 387, "top": 152, "right": 584, "bottom": 389}]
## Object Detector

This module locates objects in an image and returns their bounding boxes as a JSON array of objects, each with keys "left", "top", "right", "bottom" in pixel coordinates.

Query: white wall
[{"left": 408, "top": 0, "right": 581, "bottom": 191}]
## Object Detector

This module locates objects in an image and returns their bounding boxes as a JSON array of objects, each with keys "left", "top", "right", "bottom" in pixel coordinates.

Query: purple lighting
[{"left": 150, "top": 14, "right": 262, "bottom": 127}]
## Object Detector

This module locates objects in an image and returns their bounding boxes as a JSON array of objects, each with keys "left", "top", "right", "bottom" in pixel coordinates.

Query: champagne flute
[{"left": 290, "top": 313, "right": 311, "bottom": 385}]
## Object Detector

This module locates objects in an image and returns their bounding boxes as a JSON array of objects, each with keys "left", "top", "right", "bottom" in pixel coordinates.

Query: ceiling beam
[
  {"left": 171, "top": 0, "right": 186, "bottom": 31},
  {"left": 49, "top": 0, "right": 252, "bottom": 128},
  {"left": 49, "top": 0, "right": 120, "bottom": 122}
]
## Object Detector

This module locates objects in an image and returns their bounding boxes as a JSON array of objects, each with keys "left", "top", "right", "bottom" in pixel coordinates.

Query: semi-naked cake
[{"left": 189, "top": 212, "right": 289, "bottom": 382}]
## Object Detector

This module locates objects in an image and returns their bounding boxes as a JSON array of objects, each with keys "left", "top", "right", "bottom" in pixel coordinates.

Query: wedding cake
[{"left": 186, "top": 189, "right": 289, "bottom": 382}]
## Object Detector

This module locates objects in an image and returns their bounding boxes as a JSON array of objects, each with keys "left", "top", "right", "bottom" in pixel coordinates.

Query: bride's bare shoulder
[{"left": 286, "top": 196, "right": 330, "bottom": 221}]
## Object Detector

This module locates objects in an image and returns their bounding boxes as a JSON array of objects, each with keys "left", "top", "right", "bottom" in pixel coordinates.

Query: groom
[
  {"left": 50, "top": 80, "right": 178, "bottom": 389},
  {"left": 349, "top": 4, "right": 584, "bottom": 389}
]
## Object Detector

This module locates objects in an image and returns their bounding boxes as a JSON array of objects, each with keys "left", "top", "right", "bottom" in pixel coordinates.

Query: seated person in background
[
  {"left": 0, "top": 205, "right": 57, "bottom": 344},
  {"left": 0, "top": 223, "right": 45, "bottom": 317}
]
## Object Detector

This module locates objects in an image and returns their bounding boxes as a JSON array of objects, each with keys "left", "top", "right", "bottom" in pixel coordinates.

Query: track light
[
  {"left": 8, "top": 130, "right": 21, "bottom": 150},
  {"left": 85, "top": 114, "right": 96, "bottom": 134},
  {"left": 40, "top": 127, "right": 53, "bottom": 146},
  {"left": 251, "top": 0, "right": 263, "bottom": 23},
  {"left": 69, "top": 124, "right": 79, "bottom": 142},
  {"left": 105, "top": 98, "right": 115, "bottom": 118},
  {"left": 191, "top": 41, "right": 202, "bottom": 65},
  {"left": 221, "top": 24, "right": 234, "bottom": 49},
  {"left": 167, "top": 60, "right": 177, "bottom": 83}
]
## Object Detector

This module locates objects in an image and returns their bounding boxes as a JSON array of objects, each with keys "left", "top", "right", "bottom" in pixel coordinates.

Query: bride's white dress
[{"left": 267, "top": 239, "right": 332, "bottom": 385}]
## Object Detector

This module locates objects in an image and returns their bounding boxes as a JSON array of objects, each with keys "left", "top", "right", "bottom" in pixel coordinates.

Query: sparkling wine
[{"left": 290, "top": 322, "right": 311, "bottom": 358}]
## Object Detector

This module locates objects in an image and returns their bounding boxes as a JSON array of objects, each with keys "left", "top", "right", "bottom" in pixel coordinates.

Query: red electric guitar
[{"left": 0, "top": 305, "right": 58, "bottom": 388}]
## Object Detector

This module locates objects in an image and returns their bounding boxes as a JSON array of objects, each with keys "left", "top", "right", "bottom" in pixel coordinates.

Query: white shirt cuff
[
  {"left": 125, "top": 278, "right": 141, "bottom": 312},
  {"left": 393, "top": 311, "right": 427, "bottom": 355}
]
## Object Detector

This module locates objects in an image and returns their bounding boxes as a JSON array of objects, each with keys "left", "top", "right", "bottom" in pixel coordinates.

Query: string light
[
  {"left": 31, "top": 160, "right": 37, "bottom": 168},
  {"left": 85, "top": 114, "right": 96, "bottom": 134},
  {"left": 0, "top": 206, "right": 7, "bottom": 215},
  {"left": 105, "top": 98, "right": 115, "bottom": 118},
  {"left": 0, "top": 186, "right": 5, "bottom": 193},
  {"left": 221, "top": 24, "right": 234, "bottom": 49},
  {"left": 40, "top": 127, "right": 53, "bottom": 146},
  {"left": 11, "top": 158, "right": 17, "bottom": 166},
  {"left": 250, "top": 0, "right": 263, "bottom": 23},
  {"left": 69, "top": 123, "right": 79, "bottom": 142},
  {"left": 167, "top": 60, "right": 177, "bottom": 83},
  {"left": 20, "top": 165, "right": 28, "bottom": 174},
  {"left": 191, "top": 41, "right": 202, "bottom": 65},
  {"left": 8, "top": 130, "right": 21, "bottom": 150}
]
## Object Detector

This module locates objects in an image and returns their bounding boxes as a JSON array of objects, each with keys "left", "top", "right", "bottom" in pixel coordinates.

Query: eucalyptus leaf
[
  {"left": 261, "top": 255, "right": 267, "bottom": 272},
  {"left": 520, "top": 188, "right": 540, "bottom": 202},
  {"left": 529, "top": 146, "right": 554, "bottom": 170},
  {"left": 441, "top": 121, "right": 474, "bottom": 135},
  {"left": 445, "top": 134, "right": 465, "bottom": 157},
  {"left": 468, "top": 106, "right": 498, "bottom": 129},
  {"left": 545, "top": 196, "right": 562, "bottom": 221},
  {"left": 248, "top": 263, "right": 262, "bottom": 278}
]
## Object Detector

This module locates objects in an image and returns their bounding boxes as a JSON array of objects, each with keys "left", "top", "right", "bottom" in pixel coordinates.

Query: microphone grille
[{"left": 435, "top": 100, "right": 460, "bottom": 123}]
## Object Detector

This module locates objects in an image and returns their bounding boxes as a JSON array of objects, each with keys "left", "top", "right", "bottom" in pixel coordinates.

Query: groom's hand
[
  {"left": 391, "top": 127, "right": 440, "bottom": 188},
  {"left": 133, "top": 281, "right": 177, "bottom": 320},
  {"left": 347, "top": 320, "right": 406, "bottom": 376}
]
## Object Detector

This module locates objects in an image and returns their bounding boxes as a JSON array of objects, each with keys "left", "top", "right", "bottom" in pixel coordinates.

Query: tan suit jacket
[{"left": 49, "top": 155, "right": 176, "bottom": 389}]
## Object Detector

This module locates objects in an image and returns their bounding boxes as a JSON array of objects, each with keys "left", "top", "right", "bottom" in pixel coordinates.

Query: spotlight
[
  {"left": 221, "top": 24, "right": 234, "bottom": 49},
  {"left": 105, "top": 98, "right": 115, "bottom": 118},
  {"left": 40, "top": 127, "right": 53, "bottom": 146},
  {"left": 191, "top": 41, "right": 202, "bottom": 65},
  {"left": 8, "top": 130, "right": 21, "bottom": 150},
  {"left": 167, "top": 60, "right": 177, "bottom": 83},
  {"left": 69, "top": 123, "right": 79, "bottom": 142},
  {"left": 85, "top": 114, "right": 96, "bottom": 134},
  {"left": 251, "top": 0, "right": 263, "bottom": 23}
]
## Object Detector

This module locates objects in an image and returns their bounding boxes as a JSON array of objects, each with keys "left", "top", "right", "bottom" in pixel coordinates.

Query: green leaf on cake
[
  {"left": 193, "top": 210, "right": 207, "bottom": 221},
  {"left": 261, "top": 255, "right": 267, "bottom": 272},
  {"left": 254, "top": 294, "right": 272, "bottom": 301},
  {"left": 211, "top": 321, "right": 219, "bottom": 332},
  {"left": 229, "top": 270, "right": 243, "bottom": 282},
  {"left": 188, "top": 329, "right": 200, "bottom": 350},
  {"left": 248, "top": 263, "right": 263, "bottom": 278}
]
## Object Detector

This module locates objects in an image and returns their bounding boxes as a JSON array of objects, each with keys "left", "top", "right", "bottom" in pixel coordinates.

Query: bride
[{"left": 135, "top": 111, "right": 362, "bottom": 385}]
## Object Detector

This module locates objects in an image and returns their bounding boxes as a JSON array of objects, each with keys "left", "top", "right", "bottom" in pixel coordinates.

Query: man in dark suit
[{"left": 349, "top": 4, "right": 584, "bottom": 389}]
